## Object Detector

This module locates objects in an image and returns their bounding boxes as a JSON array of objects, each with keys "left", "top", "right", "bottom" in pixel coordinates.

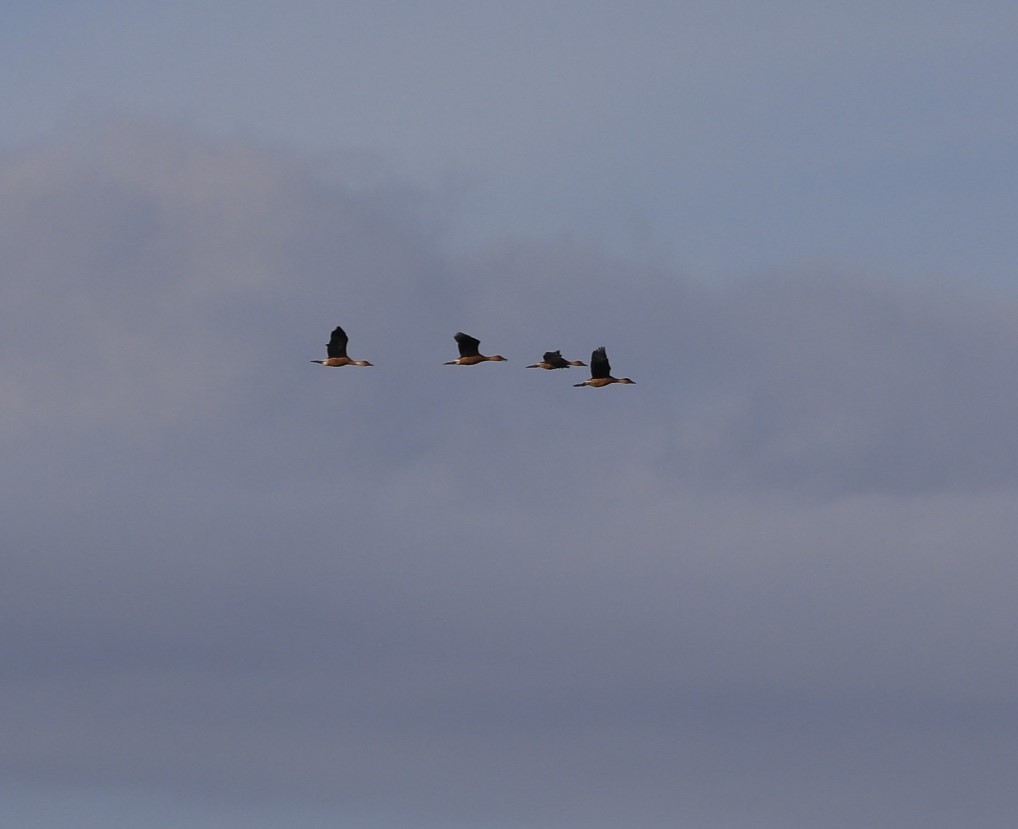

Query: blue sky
[
  {"left": 5, "top": 1, "right": 1018, "bottom": 281},
  {"left": 2, "top": 3, "right": 1017, "bottom": 828}
]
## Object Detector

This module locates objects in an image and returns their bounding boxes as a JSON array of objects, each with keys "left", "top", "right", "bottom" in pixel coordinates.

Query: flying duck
[
  {"left": 574, "top": 346, "right": 635, "bottom": 387},
  {"left": 526, "top": 350, "right": 588, "bottom": 370},
  {"left": 444, "top": 332, "right": 507, "bottom": 365},
  {"left": 310, "top": 325, "right": 374, "bottom": 367}
]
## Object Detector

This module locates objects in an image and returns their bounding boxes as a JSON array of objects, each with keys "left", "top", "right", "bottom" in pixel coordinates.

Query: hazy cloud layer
[{"left": 2, "top": 127, "right": 1016, "bottom": 827}]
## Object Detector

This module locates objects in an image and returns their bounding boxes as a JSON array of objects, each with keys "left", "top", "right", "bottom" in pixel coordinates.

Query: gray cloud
[{"left": 2, "top": 126, "right": 1016, "bottom": 828}]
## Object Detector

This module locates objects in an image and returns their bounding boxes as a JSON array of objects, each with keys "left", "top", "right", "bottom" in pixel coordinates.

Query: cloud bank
[{"left": 2, "top": 125, "right": 1016, "bottom": 828}]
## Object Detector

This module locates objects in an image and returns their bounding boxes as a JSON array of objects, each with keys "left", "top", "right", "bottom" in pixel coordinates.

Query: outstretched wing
[
  {"left": 542, "top": 350, "right": 568, "bottom": 369},
  {"left": 326, "top": 326, "right": 349, "bottom": 359},
  {"left": 454, "top": 332, "right": 481, "bottom": 358},
  {"left": 589, "top": 346, "right": 611, "bottom": 379}
]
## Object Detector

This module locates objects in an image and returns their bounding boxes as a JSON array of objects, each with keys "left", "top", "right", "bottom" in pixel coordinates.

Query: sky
[{"left": 2, "top": 2, "right": 1017, "bottom": 827}]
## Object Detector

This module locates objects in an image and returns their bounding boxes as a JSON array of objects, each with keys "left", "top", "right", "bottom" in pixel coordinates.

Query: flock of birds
[{"left": 311, "top": 326, "right": 636, "bottom": 387}]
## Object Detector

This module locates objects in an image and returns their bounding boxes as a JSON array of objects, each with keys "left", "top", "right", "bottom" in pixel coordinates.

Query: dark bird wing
[
  {"left": 454, "top": 332, "right": 481, "bottom": 358},
  {"left": 326, "top": 326, "right": 349, "bottom": 359},
  {"left": 542, "top": 350, "right": 568, "bottom": 368},
  {"left": 589, "top": 346, "right": 611, "bottom": 379}
]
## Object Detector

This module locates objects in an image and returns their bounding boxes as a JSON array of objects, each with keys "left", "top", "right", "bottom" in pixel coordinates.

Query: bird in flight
[
  {"left": 444, "top": 332, "right": 508, "bottom": 365},
  {"left": 526, "top": 350, "right": 587, "bottom": 370},
  {"left": 310, "top": 325, "right": 374, "bottom": 367},
  {"left": 574, "top": 346, "right": 635, "bottom": 387}
]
